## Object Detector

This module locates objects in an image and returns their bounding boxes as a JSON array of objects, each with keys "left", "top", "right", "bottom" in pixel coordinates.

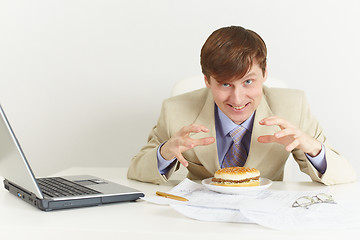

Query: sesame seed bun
[{"left": 211, "top": 167, "right": 260, "bottom": 187}]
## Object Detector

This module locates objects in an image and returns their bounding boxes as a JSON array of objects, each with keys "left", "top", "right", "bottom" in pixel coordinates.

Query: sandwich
[{"left": 211, "top": 167, "right": 260, "bottom": 187}]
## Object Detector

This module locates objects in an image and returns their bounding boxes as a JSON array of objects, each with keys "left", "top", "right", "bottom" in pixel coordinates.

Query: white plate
[{"left": 201, "top": 177, "right": 272, "bottom": 195}]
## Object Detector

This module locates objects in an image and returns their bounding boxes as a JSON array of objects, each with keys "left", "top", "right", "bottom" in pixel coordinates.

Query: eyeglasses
[{"left": 292, "top": 193, "right": 336, "bottom": 209}]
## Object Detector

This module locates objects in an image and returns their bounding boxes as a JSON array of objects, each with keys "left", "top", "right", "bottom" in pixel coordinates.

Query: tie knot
[{"left": 229, "top": 126, "right": 246, "bottom": 144}]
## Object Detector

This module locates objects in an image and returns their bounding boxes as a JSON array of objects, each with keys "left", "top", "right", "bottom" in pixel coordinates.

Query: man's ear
[
  {"left": 263, "top": 67, "right": 268, "bottom": 82},
  {"left": 204, "top": 75, "right": 211, "bottom": 88}
]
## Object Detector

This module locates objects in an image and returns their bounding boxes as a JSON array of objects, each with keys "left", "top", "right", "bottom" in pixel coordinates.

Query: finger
[
  {"left": 257, "top": 135, "right": 277, "bottom": 144},
  {"left": 259, "top": 116, "right": 286, "bottom": 126},
  {"left": 179, "top": 137, "right": 215, "bottom": 151},
  {"left": 259, "top": 116, "right": 279, "bottom": 125},
  {"left": 180, "top": 124, "right": 209, "bottom": 136},
  {"left": 259, "top": 116, "right": 293, "bottom": 129},
  {"left": 175, "top": 153, "right": 189, "bottom": 168},
  {"left": 285, "top": 139, "right": 299, "bottom": 152},
  {"left": 274, "top": 128, "right": 296, "bottom": 139},
  {"left": 191, "top": 137, "right": 215, "bottom": 147},
  {"left": 179, "top": 137, "right": 195, "bottom": 149}
]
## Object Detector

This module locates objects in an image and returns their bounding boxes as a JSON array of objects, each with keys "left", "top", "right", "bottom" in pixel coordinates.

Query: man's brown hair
[{"left": 200, "top": 26, "right": 267, "bottom": 83}]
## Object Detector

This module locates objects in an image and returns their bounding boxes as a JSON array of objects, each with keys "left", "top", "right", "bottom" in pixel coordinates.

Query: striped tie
[{"left": 222, "top": 126, "right": 247, "bottom": 168}]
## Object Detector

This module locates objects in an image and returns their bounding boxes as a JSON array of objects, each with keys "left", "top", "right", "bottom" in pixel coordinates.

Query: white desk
[{"left": 1, "top": 167, "right": 359, "bottom": 239}]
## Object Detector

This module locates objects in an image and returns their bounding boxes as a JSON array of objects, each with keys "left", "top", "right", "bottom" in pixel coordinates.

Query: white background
[{"left": 1, "top": 0, "right": 359, "bottom": 178}]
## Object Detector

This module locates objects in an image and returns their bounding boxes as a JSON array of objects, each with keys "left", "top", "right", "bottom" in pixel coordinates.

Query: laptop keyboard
[{"left": 36, "top": 177, "right": 101, "bottom": 198}]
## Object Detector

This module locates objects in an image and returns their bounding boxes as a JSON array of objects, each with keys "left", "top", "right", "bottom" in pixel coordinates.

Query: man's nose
[{"left": 230, "top": 87, "right": 244, "bottom": 103}]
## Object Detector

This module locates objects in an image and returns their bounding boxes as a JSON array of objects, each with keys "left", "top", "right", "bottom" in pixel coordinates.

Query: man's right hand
[{"left": 160, "top": 124, "right": 215, "bottom": 167}]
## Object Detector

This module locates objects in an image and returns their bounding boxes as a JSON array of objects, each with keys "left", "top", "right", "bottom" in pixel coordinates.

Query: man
[{"left": 127, "top": 26, "right": 357, "bottom": 185}]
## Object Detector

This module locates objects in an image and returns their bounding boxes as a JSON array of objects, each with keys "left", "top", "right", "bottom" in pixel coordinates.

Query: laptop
[{"left": 0, "top": 104, "right": 144, "bottom": 211}]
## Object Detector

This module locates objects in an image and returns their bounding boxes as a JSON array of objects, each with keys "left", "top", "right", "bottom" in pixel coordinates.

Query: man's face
[{"left": 205, "top": 63, "right": 267, "bottom": 124}]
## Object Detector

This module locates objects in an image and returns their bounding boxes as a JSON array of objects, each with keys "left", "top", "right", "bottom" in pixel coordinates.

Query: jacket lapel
[
  {"left": 191, "top": 89, "right": 220, "bottom": 174},
  {"left": 244, "top": 92, "right": 279, "bottom": 169},
  {"left": 190, "top": 87, "right": 278, "bottom": 174}
]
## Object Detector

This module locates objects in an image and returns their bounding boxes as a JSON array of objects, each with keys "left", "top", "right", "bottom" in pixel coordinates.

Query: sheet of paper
[
  {"left": 144, "top": 178, "right": 282, "bottom": 212},
  {"left": 170, "top": 204, "right": 253, "bottom": 224},
  {"left": 143, "top": 178, "right": 360, "bottom": 230},
  {"left": 241, "top": 200, "right": 360, "bottom": 230}
]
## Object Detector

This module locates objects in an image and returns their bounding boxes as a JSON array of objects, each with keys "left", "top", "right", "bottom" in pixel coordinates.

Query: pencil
[{"left": 156, "top": 191, "right": 189, "bottom": 202}]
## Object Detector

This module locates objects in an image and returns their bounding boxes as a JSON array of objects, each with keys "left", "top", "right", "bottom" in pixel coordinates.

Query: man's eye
[
  {"left": 245, "top": 80, "right": 253, "bottom": 85},
  {"left": 222, "top": 83, "right": 230, "bottom": 87}
]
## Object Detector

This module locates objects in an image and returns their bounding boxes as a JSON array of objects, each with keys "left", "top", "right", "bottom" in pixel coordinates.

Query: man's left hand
[{"left": 257, "top": 116, "right": 322, "bottom": 157}]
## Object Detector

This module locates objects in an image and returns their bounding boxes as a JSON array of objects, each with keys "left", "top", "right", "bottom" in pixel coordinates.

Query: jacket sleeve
[
  {"left": 291, "top": 93, "right": 357, "bottom": 185},
  {"left": 127, "top": 100, "right": 179, "bottom": 184}
]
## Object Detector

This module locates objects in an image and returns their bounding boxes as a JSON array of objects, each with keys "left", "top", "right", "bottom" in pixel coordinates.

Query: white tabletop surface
[{"left": 1, "top": 167, "right": 359, "bottom": 239}]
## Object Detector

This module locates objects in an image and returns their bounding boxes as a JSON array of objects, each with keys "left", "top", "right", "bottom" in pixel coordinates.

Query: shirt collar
[{"left": 215, "top": 104, "right": 255, "bottom": 137}]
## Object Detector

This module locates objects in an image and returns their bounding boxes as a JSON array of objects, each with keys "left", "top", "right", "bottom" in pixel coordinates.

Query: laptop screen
[{"left": 0, "top": 105, "right": 44, "bottom": 198}]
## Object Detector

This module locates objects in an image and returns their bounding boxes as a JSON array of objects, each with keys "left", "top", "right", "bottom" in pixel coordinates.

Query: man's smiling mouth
[{"left": 230, "top": 103, "right": 248, "bottom": 110}]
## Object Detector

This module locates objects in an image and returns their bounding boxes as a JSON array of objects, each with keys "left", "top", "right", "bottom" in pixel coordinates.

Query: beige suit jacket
[{"left": 127, "top": 86, "right": 357, "bottom": 185}]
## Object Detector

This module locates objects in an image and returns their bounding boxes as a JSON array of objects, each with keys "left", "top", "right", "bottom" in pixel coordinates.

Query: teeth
[{"left": 232, "top": 105, "right": 246, "bottom": 110}]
